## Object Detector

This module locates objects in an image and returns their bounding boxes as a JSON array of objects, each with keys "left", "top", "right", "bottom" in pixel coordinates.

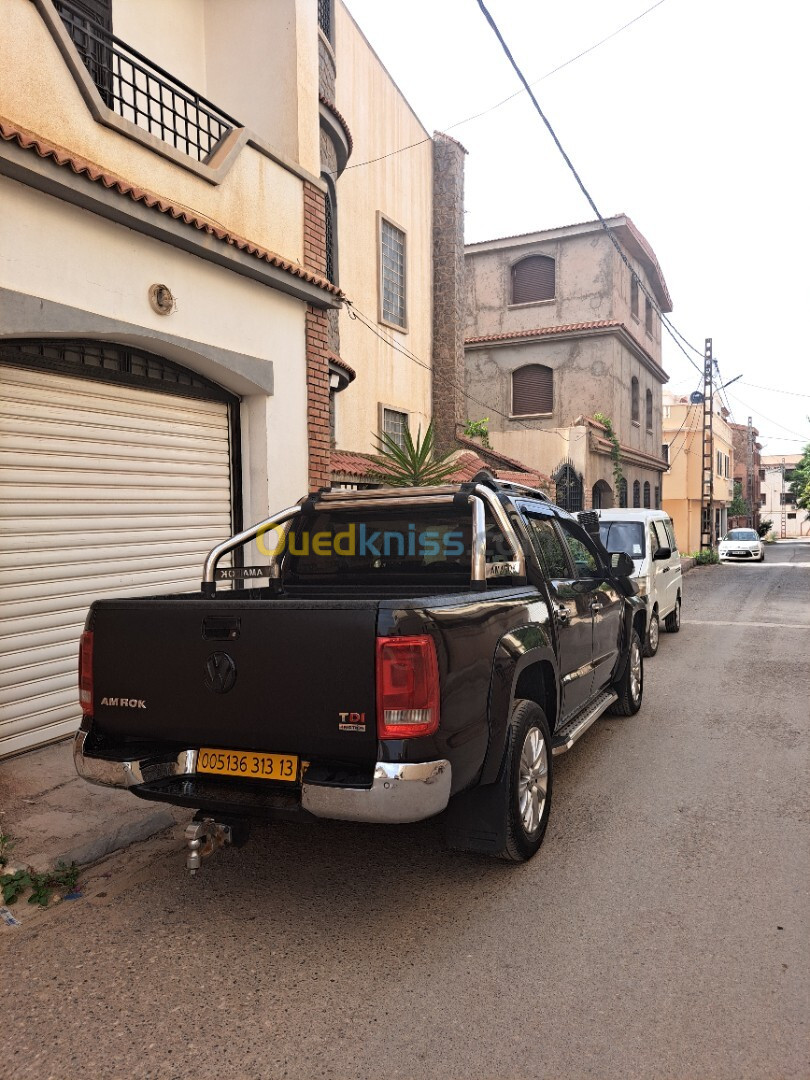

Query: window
[
  {"left": 717, "top": 450, "right": 723, "bottom": 475},
  {"left": 759, "top": 467, "right": 766, "bottom": 481},
  {"left": 618, "top": 477, "right": 628, "bottom": 508},
  {"left": 631, "top": 377, "right": 640, "bottom": 424},
  {"left": 645, "top": 296, "right": 653, "bottom": 335},
  {"left": 524, "top": 515, "right": 570, "bottom": 579},
  {"left": 633, "top": 480, "right": 641, "bottom": 507},
  {"left": 645, "top": 389, "right": 653, "bottom": 431},
  {"left": 662, "top": 443, "right": 670, "bottom": 466},
  {"left": 630, "top": 273, "right": 639, "bottom": 319},
  {"left": 323, "top": 176, "right": 338, "bottom": 285},
  {"left": 512, "top": 365, "right": 553, "bottom": 416},
  {"left": 780, "top": 492, "right": 796, "bottom": 505},
  {"left": 558, "top": 520, "right": 600, "bottom": 577},
  {"left": 381, "top": 407, "right": 408, "bottom": 450},
  {"left": 318, "top": 0, "right": 333, "bottom": 42},
  {"left": 788, "top": 513, "right": 797, "bottom": 519},
  {"left": 643, "top": 481, "right": 651, "bottom": 508},
  {"left": 654, "top": 485, "right": 660, "bottom": 509},
  {"left": 663, "top": 518, "right": 678, "bottom": 552},
  {"left": 554, "top": 463, "right": 583, "bottom": 512},
  {"left": 379, "top": 217, "right": 406, "bottom": 328},
  {"left": 600, "top": 521, "right": 644, "bottom": 558},
  {"left": 511, "top": 255, "right": 555, "bottom": 305},
  {"left": 648, "top": 522, "right": 660, "bottom": 557},
  {"left": 724, "top": 454, "right": 730, "bottom": 478}
]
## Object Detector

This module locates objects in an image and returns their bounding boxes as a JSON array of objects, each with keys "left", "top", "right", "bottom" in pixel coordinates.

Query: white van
[{"left": 595, "top": 508, "right": 682, "bottom": 656}]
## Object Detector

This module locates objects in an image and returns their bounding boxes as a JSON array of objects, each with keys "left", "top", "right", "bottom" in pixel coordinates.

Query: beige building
[
  {"left": 463, "top": 216, "right": 671, "bottom": 511},
  {"left": 661, "top": 395, "right": 735, "bottom": 553},
  {"left": 760, "top": 454, "right": 808, "bottom": 537},
  {"left": 0, "top": 0, "right": 445, "bottom": 756}
]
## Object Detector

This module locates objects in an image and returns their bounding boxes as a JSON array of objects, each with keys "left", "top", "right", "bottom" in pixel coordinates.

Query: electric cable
[{"left": 474, "top": 0, "right": 706, "bottom": 377}]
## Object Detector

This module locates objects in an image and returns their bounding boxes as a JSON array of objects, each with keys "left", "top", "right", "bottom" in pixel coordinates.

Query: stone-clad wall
[{"left": 432, "top": 132, "right": 467, "bottom": 452}]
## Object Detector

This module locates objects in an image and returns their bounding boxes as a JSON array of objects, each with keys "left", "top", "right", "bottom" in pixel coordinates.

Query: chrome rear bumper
[{"left": 74, "top": 731, "right": 451, "bottom": 824}]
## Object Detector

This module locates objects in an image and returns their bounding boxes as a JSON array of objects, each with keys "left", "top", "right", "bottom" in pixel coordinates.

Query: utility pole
[
  {"left": 700, "top": 338, "right": 714, "bottom": 550},
  {"left": 747, "top": 415, "right": 754, "bottom": 528},
  {"left": 781, "top": 458, "right": 787, "bottom": 539}
]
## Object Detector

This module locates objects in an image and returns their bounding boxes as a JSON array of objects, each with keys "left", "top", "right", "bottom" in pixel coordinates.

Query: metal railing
[{"left": 54, "top": 0, "right": 239, "bottom": 163}]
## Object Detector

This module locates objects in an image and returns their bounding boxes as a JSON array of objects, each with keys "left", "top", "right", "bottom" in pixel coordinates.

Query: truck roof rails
[{"left": 470, "top": 470, "right": 551, "bottom": 503}]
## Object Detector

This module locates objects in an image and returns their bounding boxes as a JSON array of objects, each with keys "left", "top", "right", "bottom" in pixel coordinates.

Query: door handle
[
  {"left": 661, "top": 567, "right": 670, "bottom": 573},
  {"left": 591, "top": 601, "right": 603, "bottom": 613},
  {"left": 554, "top": 604, "right": 570, "bottom": 623}
]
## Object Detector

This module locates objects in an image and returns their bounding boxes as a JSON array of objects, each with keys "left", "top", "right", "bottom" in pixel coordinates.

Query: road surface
[{"left": 2, "top": 541, "right": 808, "bottom": 1079}]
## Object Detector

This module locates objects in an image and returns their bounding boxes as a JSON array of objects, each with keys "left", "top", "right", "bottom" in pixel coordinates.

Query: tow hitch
[{"left": 184, "top": 816, "right": 232, "bottom": 875}]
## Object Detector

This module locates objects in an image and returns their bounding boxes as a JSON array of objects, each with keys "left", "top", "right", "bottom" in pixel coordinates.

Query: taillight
[
  {"left": 376, "top": 635, "right": 440, "bottom": 739},
  {"left": 78, "top": 631, "right": 93, "bottom": 714}
]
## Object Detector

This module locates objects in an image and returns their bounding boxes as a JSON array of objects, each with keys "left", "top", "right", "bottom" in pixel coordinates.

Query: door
[
  {"left": 523, "top": 513, "right": 595, "bottom": 719},
  {"left": 655, "top": 517, "right": 680, "bottom": 617},
  {"left": 556, "top": 518, "right": 623, "bottom": 698},
  {"left": 0, "top": 351, "right": 237, "bottom": 757}
]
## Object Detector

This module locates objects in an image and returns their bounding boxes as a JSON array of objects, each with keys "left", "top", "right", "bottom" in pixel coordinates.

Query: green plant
[
  {"left": 758, "top": 519, "right": 773, "bottom": 538},
  {"left": 0, "top": 828, "right": 15, "bottom": 869},
  {"left": 593, "top": 413, "right": 623, "bottom": 490},
  {"left": 464, "top": 417, "right": 490, "bottom": 447},
  {"left": 691, "top": 548, "right": 719, "bottom": 565},
  {"left": 371, "top": 421, "right": 458, "bottom": 487},
  {"left": 728, "top": 481, "right": 749, "bottom": 518},
  {"left": 1, "top": 861, "right": 80, "bottom": 907}
]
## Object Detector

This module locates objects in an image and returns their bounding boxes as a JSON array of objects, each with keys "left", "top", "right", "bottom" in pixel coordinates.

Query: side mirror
[
  {"left": 653, "top": 547, "right": 672, "bottom": 561},
  {"left": 611, "top": 551, "right": 635, "bottom": 577}
]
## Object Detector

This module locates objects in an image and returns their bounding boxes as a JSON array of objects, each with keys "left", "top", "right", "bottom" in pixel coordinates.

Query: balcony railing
[{"left": 54, "top": 0, "right": 239, "bottom": 163}]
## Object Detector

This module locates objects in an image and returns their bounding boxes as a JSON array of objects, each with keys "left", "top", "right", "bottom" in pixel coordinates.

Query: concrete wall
[
  {"left": 330, "top": 0, "right": 433, "bottom": 454},
  {"left": 761, "top": 457, "right": 808, "bottom": 537}
]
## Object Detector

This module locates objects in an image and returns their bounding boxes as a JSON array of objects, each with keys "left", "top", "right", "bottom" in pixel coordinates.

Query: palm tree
[{"left": 372, "top": 421, "right": 458, "bottom": 487}]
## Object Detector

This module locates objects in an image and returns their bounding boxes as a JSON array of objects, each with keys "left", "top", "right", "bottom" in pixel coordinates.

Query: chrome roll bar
[{"left": 200, "top": 484, "right": 526, "bottom": 596}]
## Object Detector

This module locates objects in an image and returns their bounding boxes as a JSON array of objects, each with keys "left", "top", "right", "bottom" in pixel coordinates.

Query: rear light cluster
[
  {"left": 78, "top": 630, "right": 93, "bottom": 714},
  {"left": 375, "top": 635, "right": 440, "bottom": 739}
]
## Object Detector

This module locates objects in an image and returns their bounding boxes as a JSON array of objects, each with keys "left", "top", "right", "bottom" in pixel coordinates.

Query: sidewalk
[{"left": 0, "top": 737, "right": 187, "bottom": 872}]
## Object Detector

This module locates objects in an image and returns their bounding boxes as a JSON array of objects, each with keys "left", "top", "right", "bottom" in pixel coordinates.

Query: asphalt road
[{"left": 3, "top": 542, "right": 808, "bottom": 1080}]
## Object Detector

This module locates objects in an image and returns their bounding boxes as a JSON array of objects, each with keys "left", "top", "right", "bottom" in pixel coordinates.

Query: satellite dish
[{"left": 689, "top": 391, "right": 705, "bottom": 404}]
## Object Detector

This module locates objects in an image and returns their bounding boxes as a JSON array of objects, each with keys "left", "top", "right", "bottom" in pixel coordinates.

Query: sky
[{"left": 343, "top": 0, "right": 809, "bottom": 458}]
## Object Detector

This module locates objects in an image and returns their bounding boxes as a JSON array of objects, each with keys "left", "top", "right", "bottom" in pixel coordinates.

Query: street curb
[
  {"left": 680, "top": 556, "right": 697, "bottom": 573},
  {"left": 25, "top": 807, "right": 178, "bottom": 872}
]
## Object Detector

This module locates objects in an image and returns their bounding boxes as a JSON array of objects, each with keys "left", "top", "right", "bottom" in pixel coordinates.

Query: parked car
[
  {"left": 718, "top": 528, "right": 765, "bottom": 562},
  {"left": 74, "top": 473, "right": 647, "bottom": 869},
  {"left": 595, "top": 508, "right": 682, "bottom": 657}
]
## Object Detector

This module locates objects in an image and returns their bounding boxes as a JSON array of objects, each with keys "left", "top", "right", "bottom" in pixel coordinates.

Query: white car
[
  {"left": 718, "top": 529, "right": 765, "bottom": 563},
  {"left": 596, "top": 508, "right": 682, "bottom": 658}
]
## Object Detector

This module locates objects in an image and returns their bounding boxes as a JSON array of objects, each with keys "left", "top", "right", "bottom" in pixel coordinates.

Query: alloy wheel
[{"left": 518, "top": 727, "right": 548, "bottom": 835}]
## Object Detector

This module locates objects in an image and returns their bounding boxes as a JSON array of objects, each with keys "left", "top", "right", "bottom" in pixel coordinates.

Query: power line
[
  {"left": 724, "top": 390, "right": 810, "bottom": 441},
  {"left": 665, "top": 389, "right": 704, "bottom": 469},
  {"left": 341, "top": 0, "right": 669, "bottom": 174},
  {"left": 740, "top": 381, "right": 810, "bottom": 399},
  {"left": 475, "top": 0, "right": 706, "bottom": 378}
]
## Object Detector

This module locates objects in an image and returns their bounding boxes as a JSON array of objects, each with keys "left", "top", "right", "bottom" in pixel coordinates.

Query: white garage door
[{"left": 0, "top": 360, "right": 235, "bottom": 758}]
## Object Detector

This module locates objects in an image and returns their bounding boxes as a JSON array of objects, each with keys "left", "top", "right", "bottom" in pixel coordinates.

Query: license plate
[
  {"left": 197, "top": 748, "right": 299, "bottom": 783},
  {"left": 733, "top": 550, "right": 748, "bottom": 556}
]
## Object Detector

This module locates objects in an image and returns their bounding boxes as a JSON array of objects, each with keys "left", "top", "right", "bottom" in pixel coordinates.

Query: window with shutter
[
  {"left": 643, "top": 481, "right": 651, "bottom": 508},
  {"left": 630, "top": 273, "right": 639, "bottom": 318},
  {"left": 631, "top": 377, "right": 640, "bottom": 423},
  {"left": 633, "top": 480, "right": 641, "bottom": 508},
  {"left": 645, "top": 389, "right": 653, "bottom": 431},
  {"left": 511, "top": 256, "right": 555, "bottom": 305},
  {"left": 511, "top": 365, "right": 553, "bottom": 417}
]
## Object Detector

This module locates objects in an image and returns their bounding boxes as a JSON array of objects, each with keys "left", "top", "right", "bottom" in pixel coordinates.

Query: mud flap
[{"left": 441, "top": 729, "right": 513, "bottom": 855}]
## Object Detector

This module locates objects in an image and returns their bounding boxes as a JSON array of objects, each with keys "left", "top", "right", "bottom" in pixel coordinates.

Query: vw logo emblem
[{"left": 204, "top": 652, "right": 237, "bottom": 694}]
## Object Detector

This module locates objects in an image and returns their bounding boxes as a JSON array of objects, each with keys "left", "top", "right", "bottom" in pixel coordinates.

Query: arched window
[
  {"left": 633, "top": 480, "right": 641, "bottom": 508},
  {"left": 512, "top": 364, "right": 553, "bottom": 416},
  {"left": 554, "top": 462, "right": 583, "bottom": 512},
  {"left": 619, "top": 477, "right": 628, "bottom": 508},
  {"left": 654, "top": 484, "right": 660, "bottom": 509},
  {"left": 643, "top": 481, "right": 651, "bottom": 508},
  {"left": 631, "top": 377, "right": 640, "bottom": 424},
  {"left": 645, "top": 388, "right": 653, "bottom": 431},
  {"left": 592, "top": 480, "right": 612, "bottom": 510},
  {"left": 511, "top": 255, "right": 555, "bottom": 305}
]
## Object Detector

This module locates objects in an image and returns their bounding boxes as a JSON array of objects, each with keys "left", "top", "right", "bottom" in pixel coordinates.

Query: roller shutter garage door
[{"left": 0, "top": 345, "right": 238, "bottom": 757}]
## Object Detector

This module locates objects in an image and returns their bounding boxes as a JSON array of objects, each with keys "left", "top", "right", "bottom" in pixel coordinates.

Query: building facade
[
  {"left": 463, "top": 216, "right": 671, "bottom": 512},
  {"left": 729, "top": 420, "right": 762, "bottom": 530},
  {"left": 760, "top": 454, "right": 808, "bottom": 537},
  {"left": 661, "top": 394, "right": 735, "bottom": 553},
  {"left": 0, "top": 0, "right": 445, "bottom": 757}
]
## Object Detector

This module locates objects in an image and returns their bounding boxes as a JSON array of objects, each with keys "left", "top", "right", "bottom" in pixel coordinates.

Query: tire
[
  {"left": 495, "top": 699, "right": 553, "bottom": 863},
  {"left": 664, "top": 597, "right": 681, "bottom": 633},
  {"left": 759, "top": 551, "right": 765, "bottom": 563},
  {"left": 609, "top": 629, "right": 643, "bottom": 716},
  {"left": 643, "top": 608, "right": 660, "bottom": 657}
]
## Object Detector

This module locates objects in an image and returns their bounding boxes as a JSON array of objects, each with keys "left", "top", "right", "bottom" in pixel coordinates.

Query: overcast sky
[{"left": 344, "top": 0, "right": 809, "bottom": 458}]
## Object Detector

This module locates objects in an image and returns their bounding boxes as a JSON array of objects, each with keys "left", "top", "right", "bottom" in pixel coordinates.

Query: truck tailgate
[{"left": 90, "top": 599, "right": 379, "bottom": 762}]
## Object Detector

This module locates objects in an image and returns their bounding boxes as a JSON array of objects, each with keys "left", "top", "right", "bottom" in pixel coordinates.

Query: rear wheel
[
  {"left": 609, "top": 629, "right": 643, "bottom": 716},
  {"left": 665, "top": 597, "right": 681, "bottom": 633},
  {"left": 496, "top": 699, "right": 553, "bottom": 863},
  {"left": 643, "top": 609, "right": 660, "bottom": 657}
]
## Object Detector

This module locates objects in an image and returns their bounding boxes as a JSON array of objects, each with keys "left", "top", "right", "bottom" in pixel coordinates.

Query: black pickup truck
[{"left": 75, "top": 473, "right": 645, "bottom": 866}]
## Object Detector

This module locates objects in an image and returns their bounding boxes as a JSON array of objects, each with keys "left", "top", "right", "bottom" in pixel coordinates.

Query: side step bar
[{"left": 551, "top": 690, "right": 618, "bottom": 756}]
